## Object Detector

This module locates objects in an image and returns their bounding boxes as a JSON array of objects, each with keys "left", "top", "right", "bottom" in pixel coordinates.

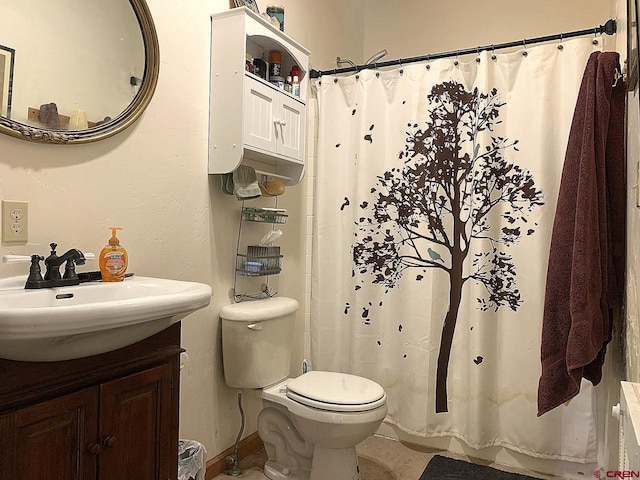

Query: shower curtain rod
[{"left": 309, "top": 19, "right": 617, "bottom": 79}]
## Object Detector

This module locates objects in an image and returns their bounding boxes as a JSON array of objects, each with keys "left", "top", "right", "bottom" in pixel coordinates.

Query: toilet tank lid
[{"left": 220, "top": 297, "right": 299, "bottom": 321}]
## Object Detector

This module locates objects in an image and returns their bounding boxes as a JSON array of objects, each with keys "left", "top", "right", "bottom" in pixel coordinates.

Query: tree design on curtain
[{"left": 352, "top": 81, "right": 544, "bottom": 413}]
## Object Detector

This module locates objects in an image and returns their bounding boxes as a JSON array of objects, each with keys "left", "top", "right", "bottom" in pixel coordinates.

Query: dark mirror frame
[{"left": 0, "top": 0, "right": 159, "bottom": 144}]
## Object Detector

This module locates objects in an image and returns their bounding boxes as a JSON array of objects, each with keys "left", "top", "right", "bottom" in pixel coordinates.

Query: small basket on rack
[
  {"left": 236, "top": 245, "right": 283, "bottom": 276},
  {"left": 242, "top": 207, "right": 288, "bottom": 224}
]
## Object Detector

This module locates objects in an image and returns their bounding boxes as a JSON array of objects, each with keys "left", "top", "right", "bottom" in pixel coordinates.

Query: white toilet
[{"left": 220, "top": 297, "right": 387, "bottom": 480}]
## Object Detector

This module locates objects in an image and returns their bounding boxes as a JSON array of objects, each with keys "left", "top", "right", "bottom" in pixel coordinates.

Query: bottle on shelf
[
  {"left": 292, "top": 75, "right": 300, "bottom": 97},
  {"left": 289, "top": 65, "right": 300, "bottom": 80}
]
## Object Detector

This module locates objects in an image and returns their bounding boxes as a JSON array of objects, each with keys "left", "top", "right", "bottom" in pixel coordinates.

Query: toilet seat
[{"left": 286, "top": 371, "right": 386, "bottom": 412}]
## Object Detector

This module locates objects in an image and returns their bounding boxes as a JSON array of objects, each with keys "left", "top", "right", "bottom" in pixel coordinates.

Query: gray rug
[{"left": 419, "top": 455, "right": 543, "bottom": 480}]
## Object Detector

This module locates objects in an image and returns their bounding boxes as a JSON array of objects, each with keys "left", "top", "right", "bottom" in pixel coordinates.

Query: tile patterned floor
[{"left": 213, "top": 434, "right": 568, "bottom": 479}]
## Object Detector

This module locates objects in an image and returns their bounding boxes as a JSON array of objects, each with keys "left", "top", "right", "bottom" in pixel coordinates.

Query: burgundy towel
[{"left": 537, "top": 51, "right": 625, "bottom": 417}]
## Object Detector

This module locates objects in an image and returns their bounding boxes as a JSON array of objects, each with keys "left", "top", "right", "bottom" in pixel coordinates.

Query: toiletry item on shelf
[
  {"left": 270, "top": 77, "right": 285, "bottom": 89},
  {"left": 269, "top": 50, "right": 282, "bottom": 79},
  {"left": 289, "top": 65, "right": 300, "bottom": 80},
  {"left": 99, "top": 227, "right": 128, "bottom": 282},
  {"left": 284, "top": 76, "right": 292, "bottom": 93},
  {"left": 245, "top": 53, "right": 254, "bottom": 74},
  {"left": 68, "top": 109, "right": 88, "bottom": 130},
  {"left": 253, "top": 58, "right": 267, "bottom": 79},
  {"left": 292, "top": 75, "right": 300, "bottom": 97},
  {"left": 266, "top": 4, "right": 285, "bottom": 31}
]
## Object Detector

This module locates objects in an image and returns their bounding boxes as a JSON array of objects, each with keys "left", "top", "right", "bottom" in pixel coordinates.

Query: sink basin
[{"left": 0, "top": 275, "right": 212, "bottom": 362}]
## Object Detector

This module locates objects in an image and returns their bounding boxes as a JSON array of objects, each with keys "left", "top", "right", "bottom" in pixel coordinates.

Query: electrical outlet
[{"left": 2, "top": 201, "right": 28, "bottom": 243}]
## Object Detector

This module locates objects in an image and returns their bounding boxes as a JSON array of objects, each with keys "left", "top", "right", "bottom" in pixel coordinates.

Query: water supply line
[{"left": 225, "top": 390, "right": 246, "bottom": 476}]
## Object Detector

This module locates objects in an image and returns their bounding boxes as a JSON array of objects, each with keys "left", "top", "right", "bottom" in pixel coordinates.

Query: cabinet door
[
  {"left": 278, "top": 95, "right": 305, "bottom": 161},
  {"left": 99, "top": 363, "right": 176, "bottom": 480},
  {"left": 244, "top": 79, "right": 277, "bottom": 153},
  {"left": 0, "top": 387, "right": 98, "bottom": 480}
]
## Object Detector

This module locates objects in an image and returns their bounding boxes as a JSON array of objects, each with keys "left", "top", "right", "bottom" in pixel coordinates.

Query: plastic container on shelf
[
  {"left": 266, "top": 4, "right": 285, "bottom": 31},
  {"left": 269, "top": 50, "right": 282, "bottom": 79}
]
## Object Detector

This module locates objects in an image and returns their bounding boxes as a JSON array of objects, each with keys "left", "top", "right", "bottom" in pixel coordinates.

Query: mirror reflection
[{"left": 1, "top": 0, "right": 146, "bottom": 135}]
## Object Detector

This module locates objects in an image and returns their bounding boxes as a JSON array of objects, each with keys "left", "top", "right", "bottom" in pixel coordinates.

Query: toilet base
[
  {"left": 310, "top": 446, "right": 360, "bottom": 480},
  {"left": 264, "top": 460, "right": 310, "bottom": 480}
]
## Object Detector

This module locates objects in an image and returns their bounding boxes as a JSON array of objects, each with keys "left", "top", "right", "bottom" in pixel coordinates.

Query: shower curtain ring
[
  {"left": 398, "top": 58, "right": 404, "bottom": 75},
  {"left": 558, "top": 33, "right": 564, "bottom": 50},
  {"left": 426, "top": 54, "right": 431, "bottom": 70},
  {"left": 476, "top": 46, "right": 481, "bottom": 63},
  {"left": 593, "top": 27, "right": 599, "bottom": 45},
  {"left": 454, "top": 50, "right": 459, "bottom": 66},
  {"left": 522, "top": 39, "right": 528, "bottom": 57},
  {"left": 491, "top": 44, "right": 497, "bottom": 60}
]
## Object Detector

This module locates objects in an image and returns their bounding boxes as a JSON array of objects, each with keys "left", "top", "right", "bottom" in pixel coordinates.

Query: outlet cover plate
[{"left": 2, "top": 201, "right": 28, "bottom": 243}]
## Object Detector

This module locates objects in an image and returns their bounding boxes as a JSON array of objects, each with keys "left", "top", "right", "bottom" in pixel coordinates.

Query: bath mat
[{"left": 419, "top": 455, "right": 543, "bottom": 480}]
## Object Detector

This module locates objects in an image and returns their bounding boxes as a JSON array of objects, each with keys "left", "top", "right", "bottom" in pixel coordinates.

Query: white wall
[{"left": 363, "top": 0, "right": 611, "bottom": 60}]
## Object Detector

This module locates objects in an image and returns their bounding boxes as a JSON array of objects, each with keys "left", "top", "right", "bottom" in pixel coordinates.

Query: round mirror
[{"left": 0, "top": 0, "right": 159, "bottom": 144}]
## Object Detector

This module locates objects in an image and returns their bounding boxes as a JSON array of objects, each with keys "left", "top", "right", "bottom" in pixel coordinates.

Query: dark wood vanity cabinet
[{"left": 0, "top": 323, "right": 182, "bottom": 480}]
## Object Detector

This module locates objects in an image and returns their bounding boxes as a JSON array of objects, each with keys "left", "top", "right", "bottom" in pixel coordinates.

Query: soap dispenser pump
[{"left": 99, "top": 227, "right": 128, "bottom": 282}]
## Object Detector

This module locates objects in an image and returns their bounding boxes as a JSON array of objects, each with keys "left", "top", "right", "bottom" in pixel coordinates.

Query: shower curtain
[{"left": 311, "top": 37, "right": 603, "bottom": 462}]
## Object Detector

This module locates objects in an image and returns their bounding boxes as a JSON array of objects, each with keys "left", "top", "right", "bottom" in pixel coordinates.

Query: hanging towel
[
  {"left": 232, "top": 165, "right": 262, "bottom": 200},
  {"left": 537, "top": 51, "right": 626, "bottom": 416},
  {"left": 221, "top": 173, "right": 234, "bottom": 195}
]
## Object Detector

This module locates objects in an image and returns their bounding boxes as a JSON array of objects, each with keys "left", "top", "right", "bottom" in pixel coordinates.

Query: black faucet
[
  {"left": 44, "top": 243, "right": 86, "bottom": 281},
  {"left": 23, "top": 243, "right": 87, "bottom": 289}
]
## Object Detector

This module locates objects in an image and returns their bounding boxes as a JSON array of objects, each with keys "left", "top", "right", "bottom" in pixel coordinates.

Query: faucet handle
[
  {"left": 63, "top": 258, "right": 79, "bottom": 280},
  {"left": 25, "top": 255, "right": 46, "bottom": 289},
  {"left": 2, "top": 255, "right": 34, "bottom": 264}
]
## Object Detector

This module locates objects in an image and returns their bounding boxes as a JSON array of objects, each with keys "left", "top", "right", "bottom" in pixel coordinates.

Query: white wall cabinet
[
  {"left": 210, "top": 7, "right": 310, "bottom": 185},
  {"left": 243, "top": 80, "right": 306, "bottom": 162}
]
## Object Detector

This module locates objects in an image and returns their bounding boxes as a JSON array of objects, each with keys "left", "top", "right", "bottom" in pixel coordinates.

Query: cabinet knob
[
  {"left": 103, "top": 436, "right": 118, "bottom": 448},
  {"left": 87, "top": 443, "right": 102, "bottom": 455},
  {"left": 280, "top": 120, "right": 287, "bottom": 126}
]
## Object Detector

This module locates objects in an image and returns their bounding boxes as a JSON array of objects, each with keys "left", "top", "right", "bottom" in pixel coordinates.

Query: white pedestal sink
[{"left": 0, "top": 275, "right": 212, "bottom": 361}]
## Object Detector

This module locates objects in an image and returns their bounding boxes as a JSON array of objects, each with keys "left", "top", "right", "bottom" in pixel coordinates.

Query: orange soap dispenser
[{"left": 99, "top": 227, "right": 128, "bottom": 282}]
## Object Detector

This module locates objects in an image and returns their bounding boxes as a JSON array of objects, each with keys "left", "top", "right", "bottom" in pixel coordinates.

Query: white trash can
[{"left": 178, "top": 439, "right": 206, "bottom": 480}]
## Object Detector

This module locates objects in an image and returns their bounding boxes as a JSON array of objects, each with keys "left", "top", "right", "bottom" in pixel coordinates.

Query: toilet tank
[{"left": 220, "top": 297, "right": 299, "bottom": 389}]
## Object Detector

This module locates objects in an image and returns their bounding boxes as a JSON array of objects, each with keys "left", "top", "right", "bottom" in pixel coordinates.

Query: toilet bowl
[
  {"left": 259, "top": 372, "right": 387, "bottom": 480},
  {"left": 220, "top": 297, "right": 388, "bottom": 480}
]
